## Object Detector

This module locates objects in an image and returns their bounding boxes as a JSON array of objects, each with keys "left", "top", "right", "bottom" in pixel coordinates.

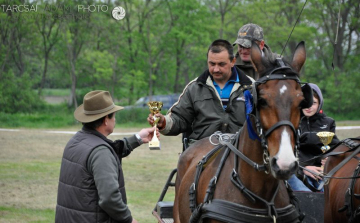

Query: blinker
[{"left": 300, "top": 83, "right": 314, "bottom": 109}]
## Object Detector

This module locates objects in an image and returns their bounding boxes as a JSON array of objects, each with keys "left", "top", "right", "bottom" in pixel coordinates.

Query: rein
[{"left": 338, "top": 160, "right": 360, "bottom": 222}]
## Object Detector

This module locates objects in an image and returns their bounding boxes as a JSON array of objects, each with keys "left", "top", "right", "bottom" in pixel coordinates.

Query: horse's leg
[
  {"left": 173, "top": 174, "right": 181, "bottom": 223},
  {"left": 173, "top": 144, "right": 201, "bottom": 223}
]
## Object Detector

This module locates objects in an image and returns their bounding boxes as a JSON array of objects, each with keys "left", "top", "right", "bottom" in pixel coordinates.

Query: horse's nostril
[
  {"left": 288, "top": 160, "right": 299, "bottom": 173},
  {"left": 271, "top": 157, "right": 279, "bottom": 170}
]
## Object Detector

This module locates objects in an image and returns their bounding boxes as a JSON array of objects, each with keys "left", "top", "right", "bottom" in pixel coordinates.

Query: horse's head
[{"left": 250, "top": 41, "right": 309, "bottom": 180}]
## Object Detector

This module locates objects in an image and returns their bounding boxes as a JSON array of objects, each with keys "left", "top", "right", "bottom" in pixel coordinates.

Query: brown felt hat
[{"left": 74, "top": 90, "right": 124, "bottom": 123}]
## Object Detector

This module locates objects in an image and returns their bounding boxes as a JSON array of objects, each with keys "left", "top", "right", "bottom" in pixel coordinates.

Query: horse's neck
[{"left": 238, "top": 121, "right": 264, "bottom": 164}]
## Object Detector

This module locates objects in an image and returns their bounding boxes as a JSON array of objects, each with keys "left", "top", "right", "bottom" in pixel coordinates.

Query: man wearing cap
[
  {"left": 233, "top": 23, "right": 279, "bottom": 80},
  {"left": 55, "top": 90, "right": 158, "bottom": 223}
]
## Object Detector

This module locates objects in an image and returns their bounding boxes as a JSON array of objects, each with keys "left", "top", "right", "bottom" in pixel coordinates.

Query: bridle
[{"left": 247, "top": 59, "right": 304, "bottom": 170}]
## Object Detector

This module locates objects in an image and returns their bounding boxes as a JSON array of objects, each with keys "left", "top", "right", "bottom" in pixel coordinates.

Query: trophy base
[
  {"left": 149, "top": 141, "right": 160, "bottom": 150},
  {"left": 321, "top": 145, "right": 330, "bottom": 153}
]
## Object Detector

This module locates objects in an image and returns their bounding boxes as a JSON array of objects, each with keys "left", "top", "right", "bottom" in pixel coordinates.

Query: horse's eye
[{"left": 258, "top": 98, "right": 268, "bottom": 107}]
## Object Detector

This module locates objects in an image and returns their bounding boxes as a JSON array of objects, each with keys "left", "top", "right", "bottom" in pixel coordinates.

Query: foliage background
[{"left": 1, "top": 0, "right": 359, "bottom": 122}]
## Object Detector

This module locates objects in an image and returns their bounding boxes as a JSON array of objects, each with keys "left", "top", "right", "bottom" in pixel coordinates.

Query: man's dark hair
[
  {"left": 207, "top": 39, "right": 234, "bottom": 61},
  {"left": 83, "top": 113, "right": 115, "bottom": 129}
]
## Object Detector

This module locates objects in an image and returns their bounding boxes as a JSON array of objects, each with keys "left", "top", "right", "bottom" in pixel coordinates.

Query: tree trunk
[
  {"left": 38, "top": 51, "right": 49, "bottom": 96},
  {"left": 67, "top": 44, "right": 77, "bottom": 109}
]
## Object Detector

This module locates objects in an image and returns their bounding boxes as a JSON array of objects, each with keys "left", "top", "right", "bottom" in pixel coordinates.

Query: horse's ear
[
  {"left": 250, "top": 41, "right": 267, "bottom": 75},
  {"left": 290, "top": 41, "right": 306, "bottom": 73}
]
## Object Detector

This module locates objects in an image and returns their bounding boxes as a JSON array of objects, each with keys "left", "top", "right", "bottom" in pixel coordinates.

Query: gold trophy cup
[
  {"left": 148, "top": 101, "right": 163, "bottom": 150},
  {"left": 317, "top": 131, "right": 335, "bottom": 172},
  {"left": 317, "top": 131, "right": 335, "bottom": 153}
]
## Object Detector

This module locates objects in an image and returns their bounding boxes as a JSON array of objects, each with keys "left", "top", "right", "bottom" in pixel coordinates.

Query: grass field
[{"left": 0, "top": 124, "right": 359, "bottom": 222}]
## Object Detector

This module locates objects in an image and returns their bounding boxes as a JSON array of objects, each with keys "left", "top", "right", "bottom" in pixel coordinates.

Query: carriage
[{"left": 150, "top": 41, "right": 360, "bottom": 223}]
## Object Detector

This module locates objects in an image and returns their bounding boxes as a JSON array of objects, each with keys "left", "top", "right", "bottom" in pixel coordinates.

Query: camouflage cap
[{"left": 233, "top": 23, "right": 264, "bottom": 48}]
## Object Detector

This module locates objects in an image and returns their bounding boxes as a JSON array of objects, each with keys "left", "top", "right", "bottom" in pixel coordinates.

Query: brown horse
[
  {"left": 173, "top": 42, "right": 309, "bottom": 223},
  {"left": 324, "top": 137, "right": 360, "bottom": 223}
]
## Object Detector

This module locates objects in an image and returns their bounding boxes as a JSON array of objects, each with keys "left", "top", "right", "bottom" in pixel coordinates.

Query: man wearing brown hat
[
  {"left": 233, "top": 23, "right": 279, "bottom": 80},
  {"left": 55, "top": 90, "right": 158, "bottom": 223}
]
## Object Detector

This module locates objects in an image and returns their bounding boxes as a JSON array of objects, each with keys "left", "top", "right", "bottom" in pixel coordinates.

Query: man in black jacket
[
  {"left": 148, "top": 39, "right": 254, "bottom": 147},
  {"left": 56, "top": 90, "right": 158, "bottom": 223}
]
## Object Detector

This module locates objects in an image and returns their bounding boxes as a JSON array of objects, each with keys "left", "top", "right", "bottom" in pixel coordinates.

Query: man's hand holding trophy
[{"left": 147, "top": 101, "right": 163, "bottom": 150}]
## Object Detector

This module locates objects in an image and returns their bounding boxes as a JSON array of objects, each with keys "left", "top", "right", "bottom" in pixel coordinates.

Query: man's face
[
  {"left": 207, "top": 50, "right": 234, "bottom": 84},
  {"left": 237, "top": 44, "right": 252, "bottom": 62},
  {"left": 106, "top": 114, "right": 116, "bottom": 135},
  {"left": 237, "top": 40, "right": 265, "bottom": 62}
]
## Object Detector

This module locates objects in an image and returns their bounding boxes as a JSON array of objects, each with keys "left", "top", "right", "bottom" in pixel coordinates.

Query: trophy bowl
[
  {"left": 317, "top": 131, "right": 335, "bottom": 153},
  {"left": 147, "top": 101, "right": 163, "bottom": 150}
]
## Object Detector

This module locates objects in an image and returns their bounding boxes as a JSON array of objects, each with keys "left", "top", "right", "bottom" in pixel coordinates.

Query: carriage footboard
[
  {"left": 294, "top": 192, "right": 324, "bottom": 223},
  {"left": 153, "top": 201, "right": 174, "bottom": 223}
]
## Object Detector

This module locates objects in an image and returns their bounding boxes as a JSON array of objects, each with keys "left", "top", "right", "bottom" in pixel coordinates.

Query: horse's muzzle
[{"left": 270, "top": 157, "right": 299, "bottom": 180}]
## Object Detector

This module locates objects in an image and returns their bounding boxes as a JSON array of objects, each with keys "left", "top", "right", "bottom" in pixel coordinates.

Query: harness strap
[
  {"left": 264, "top": 120, "right": 296, "bottom": 138},
  {"left": 230, "top": 171, "right": 256, "bottom": 203},
  {"left": 285, "top": 181, "right": 306, "bottom": 221},
  {"left": 338, "top": 160, "right": 360, "bottom": 221},
  {"left": 189, "top": 203, "right": 204, "bottom": 223},
  {"left": 220, "top": 141, "right": 267, "bottom": 171},
  {"left": 230, "top": 170, "right": 281, "bottom": 218},
  {"left": 200, "top": 199, "right": 300, "bottom": 223},
  {"left": 204, "top": 147, "right": 231, "bottom": 202},
  {"left": 189, "top": 144, "right": 224, "bottom": 212}
]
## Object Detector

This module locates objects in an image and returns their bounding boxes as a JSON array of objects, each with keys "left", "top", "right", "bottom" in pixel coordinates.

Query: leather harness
[{"left": 188, "top": 131, "right": 303, "bottom": 223}]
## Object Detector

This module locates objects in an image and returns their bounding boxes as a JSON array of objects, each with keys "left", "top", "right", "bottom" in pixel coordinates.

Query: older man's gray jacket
[
  {"left": 55, "top": 129, "right": 139, "bottom": 223},
  {"left": 160, "top": 67, "right": 254, "bottom": 141}
]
